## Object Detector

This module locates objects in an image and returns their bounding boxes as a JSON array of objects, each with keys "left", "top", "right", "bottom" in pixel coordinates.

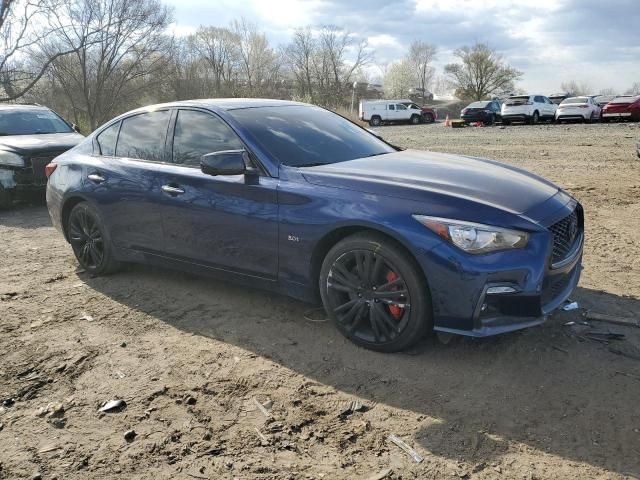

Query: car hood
[
  {"left": 0, "top": 132, "right": 84, "bottom": 155},
  {"left": 301, "top": 150, "right": 559, "bottom": 215}
]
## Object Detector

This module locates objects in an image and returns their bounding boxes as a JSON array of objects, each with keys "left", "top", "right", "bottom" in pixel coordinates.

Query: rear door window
[
  {"left": 116, "top": 110, "right": 171, "bottom": 162},
  {"left": 172, "top": 110, "right": 244, "bottom": 166},
  {"left": 388, "top": 104, "right": 395, "bottom": 110},
  {"left": 96, "top": 122, "right": 120, "bottom": 156}
]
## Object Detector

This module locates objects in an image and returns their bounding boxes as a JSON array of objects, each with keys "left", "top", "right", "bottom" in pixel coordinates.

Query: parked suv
[
  {"left": 0, "top": 104, "right": 83, "bottom": 208},
  {"left": 501, "top": 95, "right": 557, "bottom": 125},
  {"left": 359, "top": 100, "right": 423, "bottom": 126}
]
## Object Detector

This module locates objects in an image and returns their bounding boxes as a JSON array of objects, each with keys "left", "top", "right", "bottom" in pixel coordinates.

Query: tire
[
  {"left": 410, "top": 114, "right": 420, "bottom": 125},
  {"left": 423, "top": 113, "right": 434, "bottom": 123},
  {"left": 529, "top": 111, "right": 539, "bottom": 125},
  {"left": 67, "top": 202, "right": 121, "bottom": 275},
  {"left": 319, "top": 232, "right": 432, "bottom": 352},
  {"left": 369, "top": 116, "right": 381, "bottom": 127},
  {"left": 502, "top": 119, "right": 510, "bottom": 126},
  {"left": 0, "top": 185, "right": 14, "bottom": 209},
  {"left": 585, "top": 112, "right": 594, "bottom": 123},
  {"left": 488, "top": 114, "right": 496, "bottom": 125}
]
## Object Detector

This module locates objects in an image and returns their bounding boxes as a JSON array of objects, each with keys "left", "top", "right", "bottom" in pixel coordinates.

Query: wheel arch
[
  {"left": 60, "top": 195, "right": 90, "bottom": 242},
  {"left": 308, "top": 223, "right": 431, "bottom": 303}
]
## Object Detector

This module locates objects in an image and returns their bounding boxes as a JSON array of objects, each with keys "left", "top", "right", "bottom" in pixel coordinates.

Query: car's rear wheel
[
  {"left": 369, "top": 116, "right": 381, "bottom": 127},
  {"left": 68, "top": 202, "right": 120, "bottom": 275},
  {"left": 319, "top": 232, "right": 432, "bottom": 352},
  {"left": 529, "top": 111, "right": 539, "bottom": 125}
]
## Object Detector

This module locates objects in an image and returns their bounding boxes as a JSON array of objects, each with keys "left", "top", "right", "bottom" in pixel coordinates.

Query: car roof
[
  {"left": 125, "top": 98, "right": 310, "bottom": 115},
  {"left": 0, "top": 103, "right": 51, "bottom": 112}
]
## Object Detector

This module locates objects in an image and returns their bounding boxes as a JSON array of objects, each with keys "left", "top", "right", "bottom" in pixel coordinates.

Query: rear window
[
  {"left": 611, "top": 96, "right": 639, "bottom": 104},
  {"left": 116, "top": 110, "right": 170, "bottom": 162},
  {"left": 0, "top": 108, "right": 73, "bottom": 136},
  {"left": 468, "top": 101, "right": 490, "bottom": 108},
  {"left": 505, "top": 96, "right": 530, "bottom": 106},
  {"left": 561, "top": 97, "right": 589, "bottom": 104}
]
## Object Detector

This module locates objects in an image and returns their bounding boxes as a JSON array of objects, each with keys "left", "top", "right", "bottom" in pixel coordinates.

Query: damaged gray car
[{"left": 0, "top": 104, "right": 83, "bottom": 209}]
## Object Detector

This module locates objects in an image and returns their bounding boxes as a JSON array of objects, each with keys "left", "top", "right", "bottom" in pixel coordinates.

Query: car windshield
[
  {"left": 468, "top": 101, "right": 490, "bottom": 108},
  {"left": 0, "top": 108, "right": 73, "bottom": 135},
  {"left": 561, "top": 97, "right": 589, "bottom": 104},
  {"left": 228, "top": 105, "right": 395, "bottom": 167}
]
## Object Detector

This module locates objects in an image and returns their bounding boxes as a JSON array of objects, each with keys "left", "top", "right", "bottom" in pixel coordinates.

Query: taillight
[{"left": 45, "top": 162, "right": 57, "bottom": 178}]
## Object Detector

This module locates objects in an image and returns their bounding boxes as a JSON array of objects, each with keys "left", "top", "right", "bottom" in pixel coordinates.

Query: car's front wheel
[
  {"left": 68, "top": 202, "right": 120, "bottom": 275},
  {"left": 410, "top": 114, "right": 420, "bottom": 125},
  {"left": 319, "top": 232, "right": 432, "bottom": 352}
]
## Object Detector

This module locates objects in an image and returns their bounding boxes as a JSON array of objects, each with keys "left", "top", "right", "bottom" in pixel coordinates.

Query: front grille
[
  {"left": 548, "top": 209, "right": 580, "bottom": 263},
  {"left": 29, "top": 154, "right": 58, "bottom": 185}
]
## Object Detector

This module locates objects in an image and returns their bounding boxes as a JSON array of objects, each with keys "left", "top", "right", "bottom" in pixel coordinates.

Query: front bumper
[{"left": 418, "top": 201, "right": 584, "bottom": 337}]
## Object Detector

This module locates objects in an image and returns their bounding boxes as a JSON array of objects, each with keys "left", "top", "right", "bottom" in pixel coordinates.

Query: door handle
[
  {"left": 161, "top": 185, "right": 185, "bottom": 196},
  {"left": 88, "top": 173, "right": 106, "bottom": 183}
]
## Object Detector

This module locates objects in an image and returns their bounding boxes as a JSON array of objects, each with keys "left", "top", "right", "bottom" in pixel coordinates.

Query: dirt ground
[{"left": 1, "top": 121, "right": 640, "bottom": 480}]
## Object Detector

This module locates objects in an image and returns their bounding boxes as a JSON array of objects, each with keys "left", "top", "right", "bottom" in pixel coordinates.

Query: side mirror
[
  {"left": 200, "top": 149, "right": 248, "bottom": 176},
  {"left": 71, "top": 123, "right": 81, "bottom": 134}
]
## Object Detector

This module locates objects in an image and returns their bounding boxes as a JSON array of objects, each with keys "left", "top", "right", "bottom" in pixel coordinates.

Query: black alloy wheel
[
  {"left": 68, "top": 202, "right": 119, "bottom": 274},
  {"left": 320, "top": 233, "right": 431, "bottom": 352}
]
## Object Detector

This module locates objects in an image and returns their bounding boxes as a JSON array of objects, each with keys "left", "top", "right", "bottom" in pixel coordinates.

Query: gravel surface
[{"left": 1, "top": 121, "right": 639, "bottom": 479}]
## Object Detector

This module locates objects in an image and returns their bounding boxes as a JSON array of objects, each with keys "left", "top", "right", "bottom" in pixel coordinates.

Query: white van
[{"left": 359, "top": 100, "right": 423, "bottom": 126}]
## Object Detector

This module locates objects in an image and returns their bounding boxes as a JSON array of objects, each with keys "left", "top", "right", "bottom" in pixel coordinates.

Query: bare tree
[
  {"left": 598, "top": 87, "right": 617, "bottom": 96},
  {"left": 231, "top": 18, "right": 279, "bottom": 95},
  {"left": 408, "top": 40, "right": 436, "bottom": 104},
  {"left": 560, "top": 80, "right": 590, "bottom": 96},
  {"left": 46, "top": 0, "right": 172, "bottom": 129},
  {"left": 383, "top": 59, "right": 414, "bottom": 98},
  {"left": 0, "top": 0, "right": 98, "bottom": 102},
  {"left": 444, "top": 42, "right": 521, "bottom": 101},
  {"left": 625, "top": 82, "right": 640, "bottom": 95},
  {"left": 0, "top": 0, "right": 15, "bottom": 31},
  {"left": 284, "top": 27, "right": 316, "bottom": 100},
  {"left": 194, "top": 26, "right": 238, "bottom": 95}
]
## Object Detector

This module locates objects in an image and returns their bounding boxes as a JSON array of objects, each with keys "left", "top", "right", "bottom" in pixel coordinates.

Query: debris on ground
[
  {"left": 585, "top": 311, "right": 640, "bottom": 328},
  {"left": 252, "top": 397, "right": 272, "bottom": 417},
  {"left": 366, "top": 468, "right": 393, "bottom": 480},
  {"left": 99, "top": 399, "right": 126, "bottom": 413},
  {"left": 338, "top": 399, "right": 366, "bottom": 418},
  {"left": 124, "top": 429, "right": 137, "bottom": 442},
  {"left": 562, "top": 301, "right": 579, "bottom": 311},
  {"left": 387, "top": 434, "right": 424, "bottom": 463}
]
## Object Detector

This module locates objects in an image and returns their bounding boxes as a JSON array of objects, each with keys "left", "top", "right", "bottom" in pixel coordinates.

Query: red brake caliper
[{"left": 385, "top": 271, "right": 404, "bottom": 320}]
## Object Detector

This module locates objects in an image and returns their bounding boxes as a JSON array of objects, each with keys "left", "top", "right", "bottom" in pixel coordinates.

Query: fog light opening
[{"left": 486, "top": 286, "right": 517, "bottom": 295}]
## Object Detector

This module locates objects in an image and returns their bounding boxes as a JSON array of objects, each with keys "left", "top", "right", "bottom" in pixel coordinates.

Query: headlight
[
  {"left": 413, "top": 215, "right": 529, "bottom": 254},
  {"left": 0, "top": 150, "right": 24, "bottom": 167}
]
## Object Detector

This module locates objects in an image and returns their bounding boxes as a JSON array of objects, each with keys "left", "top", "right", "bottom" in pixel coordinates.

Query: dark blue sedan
[{"left": 45, "top": 99, "right": 584, "bottom": 352}]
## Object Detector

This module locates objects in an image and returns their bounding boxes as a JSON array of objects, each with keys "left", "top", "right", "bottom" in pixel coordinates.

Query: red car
[
  {"left": 401, "top": 101, "right": 438, "bottom": 123},
  {"left": 601, "top": 96, "right": 640, "bottom": 121}
]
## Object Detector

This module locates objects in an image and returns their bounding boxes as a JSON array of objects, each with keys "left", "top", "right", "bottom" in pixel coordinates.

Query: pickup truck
[{"left": 359, "top": 99, "right": 436, "bottom": 126}]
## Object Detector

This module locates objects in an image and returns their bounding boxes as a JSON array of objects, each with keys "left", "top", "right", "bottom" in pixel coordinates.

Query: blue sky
[{"left": 165, "top": 0, "right": 640, "bottom": 94}]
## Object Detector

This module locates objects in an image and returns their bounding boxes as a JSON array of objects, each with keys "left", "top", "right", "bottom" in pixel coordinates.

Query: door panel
[
  {"left": 159, "top": 108, "right": 279, "bottom": 278},
  {"left": 89, "top": 109, "right": 172, "bottom": 253},
  {"left": 160, "top": 168, "right": 279, "bottom": 278}
]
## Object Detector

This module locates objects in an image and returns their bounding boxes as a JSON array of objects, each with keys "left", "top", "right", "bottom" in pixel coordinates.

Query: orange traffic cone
[{"left": 444, "top": 114, "right": 450, "bottom": 127}]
